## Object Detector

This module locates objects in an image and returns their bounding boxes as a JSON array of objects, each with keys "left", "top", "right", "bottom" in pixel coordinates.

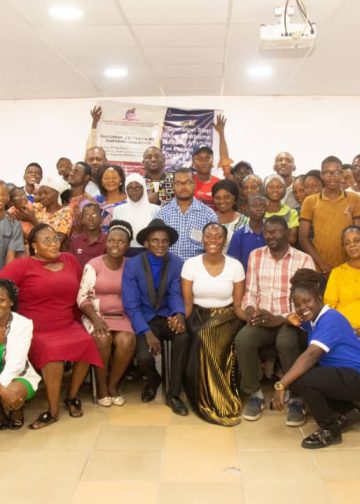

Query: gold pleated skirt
[{"left": 186, "top": 305, "right": 242, "bottom": 427}]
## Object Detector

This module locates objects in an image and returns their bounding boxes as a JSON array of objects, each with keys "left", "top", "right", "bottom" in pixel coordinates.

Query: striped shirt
[
  {"left": 155, "top": 197, "right": 217, "bottom": 260},
  {"left": 242, "top": 245, "right": 315, "bottom": 316}
]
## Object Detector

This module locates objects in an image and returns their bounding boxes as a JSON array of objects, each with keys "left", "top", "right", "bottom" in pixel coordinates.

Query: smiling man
[
  {"left": 273, "top": 151, "right": 298, "bottom": 209},
  {"left": 234, "top": 215, "right": 315, "bottom": 426},
  {"left": 122, "top": 219, "right": 190, "bottom": 416}
]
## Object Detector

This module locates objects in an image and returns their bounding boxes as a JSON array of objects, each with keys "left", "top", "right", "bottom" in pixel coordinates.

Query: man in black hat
[{"left": 122, "top": 219, "right": 189, "bottom": 415}]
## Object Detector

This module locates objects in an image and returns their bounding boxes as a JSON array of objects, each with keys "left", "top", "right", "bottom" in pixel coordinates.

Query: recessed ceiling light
[
  {"left": 48, "top": 5, "right": 84, "bottom": 21},
  {"left": 104, "top": 67, "right": 128, "bottom": 78},
  {"left": 247, "top": 65, "right": 273, "bottom": 78}
]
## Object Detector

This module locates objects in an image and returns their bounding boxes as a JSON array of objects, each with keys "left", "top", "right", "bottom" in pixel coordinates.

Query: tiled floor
[{"left": 1, "top": 379, "right": 360, "bottom": 504}]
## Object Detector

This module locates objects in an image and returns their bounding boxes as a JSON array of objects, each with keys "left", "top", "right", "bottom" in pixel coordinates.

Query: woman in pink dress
[
  {"left": 77, "top": 220, "right": 136, "bottom": 406},
  {"left": 0, "top": 223, "right": 102, "bottom": 429}
]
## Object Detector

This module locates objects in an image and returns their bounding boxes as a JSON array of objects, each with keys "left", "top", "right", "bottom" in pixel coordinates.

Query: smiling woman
[
  {"left": 181, "top": 222, "right": 245, "bottom": 426},
  {"left": 324, "top": 225, "right": 360, "bottom": 334}
]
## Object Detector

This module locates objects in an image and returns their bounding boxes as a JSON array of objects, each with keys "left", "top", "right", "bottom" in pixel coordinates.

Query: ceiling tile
[
  {"left": 118, "top": 0, "right": 229, "bottom": 24},
  {"left": 152, "top": 64, "right": 223, "bottom": 78},
  {"left": 143, "top": 47, "right": 225, "bottom": 65},
  {"left": 132, "top": 24, "right": 226, "bottom": 47}
]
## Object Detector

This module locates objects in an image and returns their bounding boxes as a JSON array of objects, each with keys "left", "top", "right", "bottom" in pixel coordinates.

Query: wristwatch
[{"left": 274, "top": 381, "right": 285, "bottom": 391}]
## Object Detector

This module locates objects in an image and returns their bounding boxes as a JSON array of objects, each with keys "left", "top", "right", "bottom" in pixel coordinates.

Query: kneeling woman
[
  {"left": 0, "top": 280, "right": 40, "bottom": 429},
  {"left": 272, "top": 268, "right": 360, "bottom": 449},
  {"left": 181, "top": 222, "right": 245, "bottom": 426},
  {"left": 78, "top": 220, "right": 136, "bottom": 406},
  {"left": 0, "top": 224, "right": 102, "bottom": 429}
]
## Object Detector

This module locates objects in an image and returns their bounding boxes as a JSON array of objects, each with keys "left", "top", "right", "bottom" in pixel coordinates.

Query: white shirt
[
  {"left": 181, "top": 254, "right": 245, "bottom": 308},
  {"left": 0, "top": 312, "right": 41, "bottom": 390}
]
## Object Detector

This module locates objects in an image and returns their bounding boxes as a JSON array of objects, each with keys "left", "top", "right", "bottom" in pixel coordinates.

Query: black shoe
[
  {"left": 141, "top": 377, "right": 161, "bottom": 403},
  {"left": 166, "top": 396, "right": 188, "bottom": 416},
  {"left": 337, "top": 407, "right": 360, "bottom": 433},
  {"left": 302, "top": 428, "right": 342, "bottom": 449}
]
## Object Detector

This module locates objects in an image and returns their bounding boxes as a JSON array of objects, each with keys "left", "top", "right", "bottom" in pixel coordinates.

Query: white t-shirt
[{"left": 181, "top": 254, "right": 245, "bottom": 308}]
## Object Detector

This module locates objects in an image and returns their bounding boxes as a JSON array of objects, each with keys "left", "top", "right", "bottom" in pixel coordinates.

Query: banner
[
  {"left": 95, "top": 101, "right": 219, "bottom": 173},
  {"left": 161, "top": 108, "right": 215, "bottom": 171},
  {"left": 96, "top": 101, "right": 166, "bottom": 173}
]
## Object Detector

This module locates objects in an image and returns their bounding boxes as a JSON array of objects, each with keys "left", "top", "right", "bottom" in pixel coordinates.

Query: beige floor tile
[
  {"left": 108, "top": 402, "right": 172, "bottom": 426},
  {"left": 312, "top": 450, "right": 360, "bottom": 480},
  {"left": 237, "top": 450, "right": 321, "bottom": 481},
  {"left": 1, "top": 450, "right": 88, "bottom": 481},
  {"left": 95, "top": 425, "right": 166, "bottom": 451},
  {"left": 71, "top": 481, "right": 158, "bottom": 504},
  {"left": 234, "top": 419, "right": 304, "bottom": 450},
  {"left": 0, "top": 451, "right": 88, "bottom": 504},
  {"left": 0, "top": 478, "right": 77, "bottom": 504},
  {"left": 244, "top": 480, "right": 330, "bottom": 504},
  {"left": 16, "top": 415, "right": 105, "bottom": 451},
  {"left": 161, "top": 425, "right": 241, "bottom": 482},
  {"left": 325, "top": 480, "right": 360, "bottom": 503},
  {"left": 159, "top": 482, "right": 245, "bottom": 504},
  {"left": 82, "top": 450, "right": 161, "bottom": 481}
]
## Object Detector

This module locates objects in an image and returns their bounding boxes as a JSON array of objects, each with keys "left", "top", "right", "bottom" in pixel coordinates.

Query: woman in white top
[
  {"left": 113, "top": 173, "right": 158, "bottom": 256},
  {"left": 0, "top": 280, "right": 40, "bottom": 429},
  {"left": 181, "top": 222, "right": 246, "bottom": 426}
]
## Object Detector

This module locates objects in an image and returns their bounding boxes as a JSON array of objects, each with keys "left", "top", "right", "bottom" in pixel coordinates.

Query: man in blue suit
[{"left": 122, "top": 219, "right": 189, "bottom": 416}]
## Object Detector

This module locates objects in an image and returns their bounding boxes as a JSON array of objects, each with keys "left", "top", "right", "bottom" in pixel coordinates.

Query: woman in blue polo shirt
[{"left": 271, "top": 268, "right": 360, "bottom": 449}]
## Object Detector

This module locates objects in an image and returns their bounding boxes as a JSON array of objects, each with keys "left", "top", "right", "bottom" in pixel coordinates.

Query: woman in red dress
[{"left": 0, "top": 223, "right": 102, "bottom": 429}]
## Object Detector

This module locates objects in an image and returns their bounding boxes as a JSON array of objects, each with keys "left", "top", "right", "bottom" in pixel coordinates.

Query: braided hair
[
  {"left": 0, "top": 279, "right": 19, "bottom": 312},
  {"left": 289, "top": 268, "right": 322, "bottom": 310}
]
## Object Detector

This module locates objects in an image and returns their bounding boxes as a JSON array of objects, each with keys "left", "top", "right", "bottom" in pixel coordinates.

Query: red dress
[{"left": 0, "top": 253, "right": 102, "bottom": 369}]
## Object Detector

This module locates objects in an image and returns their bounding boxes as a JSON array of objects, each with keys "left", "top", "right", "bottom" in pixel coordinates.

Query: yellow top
[{"left": 324, "top": 262, "right": 360, "bottom": 329}]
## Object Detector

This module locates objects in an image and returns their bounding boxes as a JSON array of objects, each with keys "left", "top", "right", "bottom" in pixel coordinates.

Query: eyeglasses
[
  {"left": 38, "top": 236, "right": 60, "bottom": 246},
  {"left": 322, "top": 170, "right": 342, "bottom": 177}
]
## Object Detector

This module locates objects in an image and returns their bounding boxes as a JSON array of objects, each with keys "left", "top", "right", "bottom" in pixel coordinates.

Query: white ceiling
[{"left": 0, "top": 0, "right": 358, "bottom": 99}]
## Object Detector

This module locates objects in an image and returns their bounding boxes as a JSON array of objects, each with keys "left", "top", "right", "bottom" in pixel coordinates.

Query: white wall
[{"left": 1, "top": 95, "right": 359, "bottom": 185}]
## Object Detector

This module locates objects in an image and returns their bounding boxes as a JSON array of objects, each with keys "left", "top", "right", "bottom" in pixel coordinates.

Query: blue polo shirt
[
  {"left": 302, "top": 306, "right": 360, "bottom": 372},
  {"left": 227, "top": 222, "right": 266, "bottom": 272}
]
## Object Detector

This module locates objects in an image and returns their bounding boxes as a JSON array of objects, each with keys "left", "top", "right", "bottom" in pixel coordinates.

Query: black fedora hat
[{"left": 136, "top": 219, "right": 179, "bottom": 246}]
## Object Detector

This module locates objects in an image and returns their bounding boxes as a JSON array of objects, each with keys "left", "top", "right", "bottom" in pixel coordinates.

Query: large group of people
[{"left": 1, "top": 108, "right": 360, "bottom": 450}]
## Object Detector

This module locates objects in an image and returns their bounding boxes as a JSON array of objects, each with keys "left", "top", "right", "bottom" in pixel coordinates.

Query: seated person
[
  {"left": 227, "top": 194, "right": 267, "bottom": 272},
  {"left": 324, "top": 225, "right": 360, "bottom": 334},
  {"left": 0, "top": 224, "right": 102, "bottom": 429},
  {"left": 113, "top": 173, "right": 158, "bottom": 256},
  {"left": 272, "top": 269, "right": 360, "bottom": 449},
  {"left": 69, "top": 203, "right": 106, "bottom": 270},
  {"left": 181, "top": 223, "right": 245, "bottom": 426},
  {"left": 0, "top": 280, "right": 41, "bottom": 430},
  {"left": 78, "top": 220, "right": 136, "bottom": 407},
  {"left": 264, "top": 174, "right": 299, "bottom": 246},
  {"left": 234, "top": 216, "right": 315, "bottom": 425},
  {"left": 95, "top": 165, "right": 127, "bottom": 231},
  {"left": 0, "top": 181, "right": 24, "bottom": 269},
  {"left": 122, "top": 219, "right": 190, "bottom": 416}
]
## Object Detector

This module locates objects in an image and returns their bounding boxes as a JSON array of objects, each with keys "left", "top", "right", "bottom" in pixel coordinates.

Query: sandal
[
  {"left": 64, "top": 398, "right": 83, "bottom": 418},
  {"left": 7, "top": 408, "right": 24, "bottom": 430},
  {"left": 29, "top": 411, "right": 58, "bottom": 430}
]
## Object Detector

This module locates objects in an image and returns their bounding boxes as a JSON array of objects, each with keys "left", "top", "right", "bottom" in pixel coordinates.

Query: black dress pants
[
  {"left": 290, "top": 367, "right": 360, "bottom": 428},
  {"left": 136, "top": 316, "right": 190, "bottom": 397}
]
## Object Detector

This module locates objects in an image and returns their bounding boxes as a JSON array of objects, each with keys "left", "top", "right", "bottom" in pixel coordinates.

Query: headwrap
[{"left": 40, "top": 175, "right": 70, "bottom": 205}]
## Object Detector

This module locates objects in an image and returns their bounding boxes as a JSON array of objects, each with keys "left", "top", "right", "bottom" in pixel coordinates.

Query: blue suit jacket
[{"left": 122, "top": 251, "right": 184, "bottom": 335}]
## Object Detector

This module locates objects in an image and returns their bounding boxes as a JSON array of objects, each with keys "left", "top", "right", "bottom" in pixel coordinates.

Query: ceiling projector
[
  {"left": 260, "top": 2, "right": 316, "bottom": 50},
  {"left": 260, "top": 23, "right": 316, "bottom": 49}
]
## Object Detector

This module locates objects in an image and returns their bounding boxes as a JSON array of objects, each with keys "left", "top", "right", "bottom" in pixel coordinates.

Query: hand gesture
[
  {"left": 287, "top": 313, "right": 302, "bottom": 327},
  {"left": 91, "top": 106, "right": 102, "bottom": 128},
  {"left": 214, "top": 114, "right": 227, "bottom": 134},
  {"left": 271, "top": 390, "right": 286, "bottom": 411},
  {"left": 92, "top": 316, "right": 110, "bottom": 339},
  {"left": 167, "top": 314, "right": 185, "bottom": 334}
]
